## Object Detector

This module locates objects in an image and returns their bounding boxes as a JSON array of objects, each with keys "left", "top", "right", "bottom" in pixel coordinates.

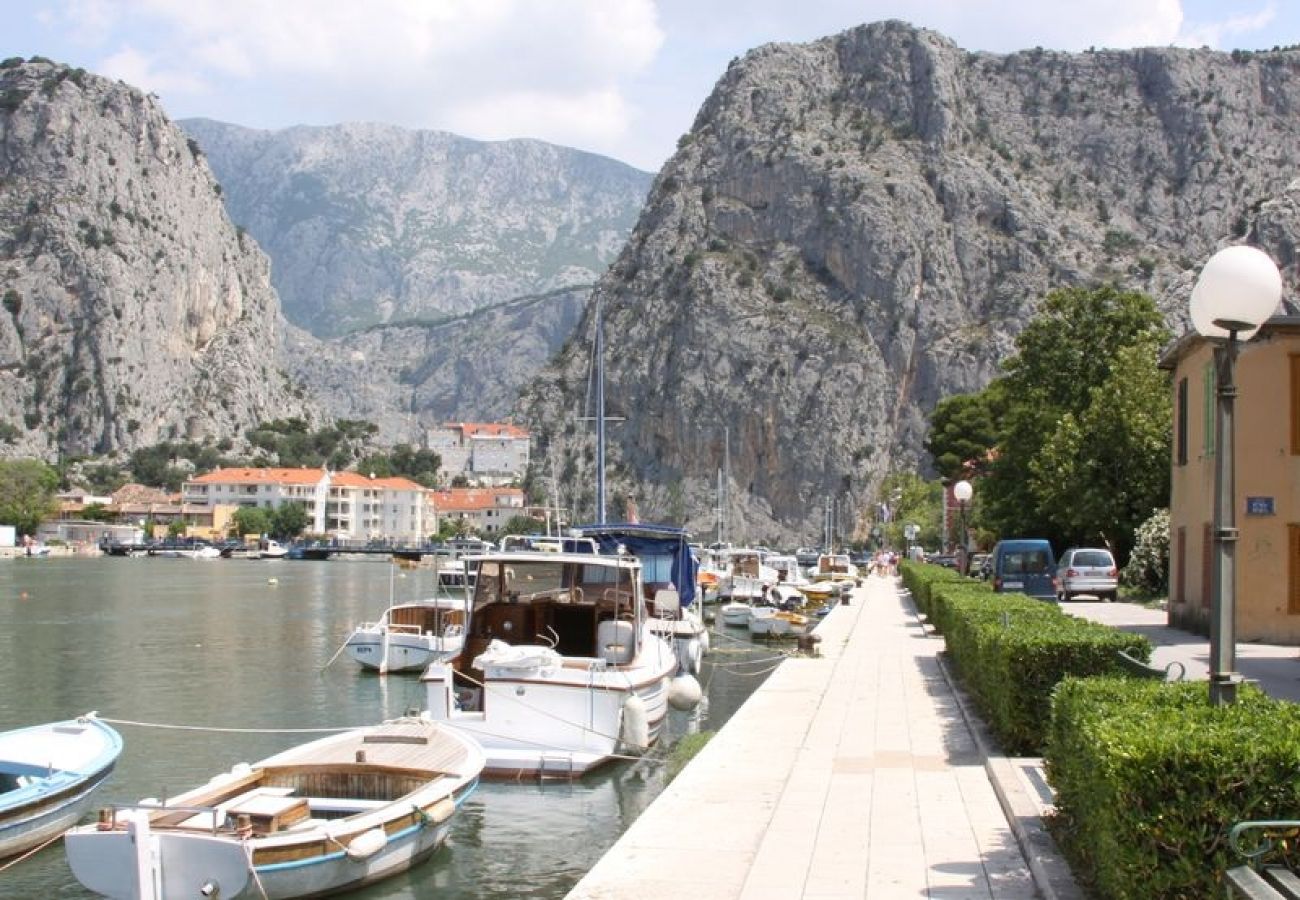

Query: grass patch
[{"left": 666, "top": 731, "right": 714, "bottom": 782}]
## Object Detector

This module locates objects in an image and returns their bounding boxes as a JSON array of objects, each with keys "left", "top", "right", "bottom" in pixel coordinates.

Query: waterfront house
[
  {"left": 429, "top": 486, "right": 527, "bottom": 536},
  {"left": 1161, "top": 315, "right": 1300, "bottom": 643}
]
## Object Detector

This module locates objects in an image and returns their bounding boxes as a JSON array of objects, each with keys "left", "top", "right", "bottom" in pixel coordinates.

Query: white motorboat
[
  {"left": 344, "top": 594, "right": 469, "bottom": 673},
  {"left": 719, "top": 601, "right": 753, "bottom": 626},
  {"left": 0, "top": 714, "right": 123, "bottom": 859},
  {"left": 748, "top": 606, "right": 809, "bottom": 637},
  {"left": 258, "top": 539, "right": 289, "bottom": 560},
  {"left": 65, "top": 716, "right": 483, "bottom": 900},
  {"left": 572, "top": 523, "right": 711, "bottom": 676},
  {"left": 435, "top": 557, "right": 477, "bottom": 602},
  {"left": 421, "top": 550, "right": 678, "bottom": 778}
]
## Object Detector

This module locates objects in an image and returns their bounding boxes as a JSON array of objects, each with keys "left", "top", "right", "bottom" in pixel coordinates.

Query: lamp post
[
  {"left": 1191, "top": 245, "right": 1282, "bottom": 706},
  {"left": 953, "top": 479, "right": 973, "bottom": 575}
]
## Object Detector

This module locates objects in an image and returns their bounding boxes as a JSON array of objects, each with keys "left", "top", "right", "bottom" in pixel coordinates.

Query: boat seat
[
  {"left": 173, "top": 785, "right": 296, "bottom": 831},
  {"left": 653, "top": 589, "right": 681, "bottom": 617},
  {"left": 597, "top": 619, "right": 635, "bottom": 665},
  {"left": 307, "top": 797, "right": 389, "bottom": 815}
]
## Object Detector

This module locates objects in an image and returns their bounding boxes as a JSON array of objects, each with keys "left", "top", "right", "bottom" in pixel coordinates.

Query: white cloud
[
  {"left": 1177, "top": 3, "right": 1277, "bottom": 48},
  {"left": 98, "top": 45, "right": 207, "bottom": 95},
  {"left": 445, "top": 87, "right": 632, "bottom": 149}
]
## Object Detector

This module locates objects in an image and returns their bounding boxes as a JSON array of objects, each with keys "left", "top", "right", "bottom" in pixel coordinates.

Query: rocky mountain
[
  {"left": 0, "top": 58, "right": 321, "bottom": 460},
  {"left": 179, "top": 119, "right": 652, "bottom": 338},
  {"left": 521, "top": 21, "right": 1300, "bottom": 544},
  {"left": 283, "top": 286, "right": 588, "bottom": 444}
]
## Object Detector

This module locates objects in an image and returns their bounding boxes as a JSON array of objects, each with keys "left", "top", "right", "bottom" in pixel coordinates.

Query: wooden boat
[
  {"left": 748, "top": 607, "right": 809, "bottom": 637},
  {"left": 421, "top": 550, "right": 678, "bottom": 778},
  {"left": 64, "top": 717, "right": 483, "bottom": 899},
  {"left": 0, "top": 714, "right": 123, "bottom": 859}
]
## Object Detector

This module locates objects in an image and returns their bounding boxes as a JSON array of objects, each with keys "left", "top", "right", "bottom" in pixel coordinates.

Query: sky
[{"left": 3, "top": 1, "right": 1298, "bottom": 172}]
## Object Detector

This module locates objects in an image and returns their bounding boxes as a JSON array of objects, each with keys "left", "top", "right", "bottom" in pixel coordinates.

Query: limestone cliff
[
  {"left": 180, "top": 119, "right": 651, "bottom": 338},
  {"left": 0, "top": 58, "right": 319, "bottom": 459},
  {"left": 521, "top": 21, "right": 1300, "bottom": 543}
]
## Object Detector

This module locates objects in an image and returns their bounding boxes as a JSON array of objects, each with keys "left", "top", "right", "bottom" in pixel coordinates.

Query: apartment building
[{"left": 183, "top": 468, "right": 434, "bottom": 542}]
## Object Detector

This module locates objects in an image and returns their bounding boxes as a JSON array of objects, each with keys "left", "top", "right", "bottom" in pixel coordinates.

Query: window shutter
[{"left": 1290, "top": 524, "right": 1300, "bottom": 615}]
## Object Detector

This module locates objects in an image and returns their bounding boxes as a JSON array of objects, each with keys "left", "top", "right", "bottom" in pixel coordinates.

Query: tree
[
  {"left": 354, "top": 444, "right": 441, "bottom": 488},
  {"left": 875, "top": 472, "right": 943, "bottom": 550},
  {"left": 230, "top": 505, "right": 271, "bottom": 537},
  {"left": 81, "top": 502, "right": 113, "bottom": 522},
  {"left": 499, "top": 515, "right": 547, "bottom": 537},
  {"left": 269, "top": 502, "right": 309, "bottom": 540},
  {"left": 924, "top": 387, "right": 1003, "bottom": 481},
  {"left": 1030, "top": 334, "right": 1171, "bottom": 562},
  {"left": 0, "top": 459, "right": 58, "bottom": 536},
  {"left": 977, "top": 286, "right": 1170, "bottom": 554}
]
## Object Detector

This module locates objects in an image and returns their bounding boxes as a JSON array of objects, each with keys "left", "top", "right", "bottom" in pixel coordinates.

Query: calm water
[{"left": 0, "top": 556, "right": 775, "bottom": 898}]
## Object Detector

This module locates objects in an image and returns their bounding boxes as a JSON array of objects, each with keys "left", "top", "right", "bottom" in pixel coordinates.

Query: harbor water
[{"left": 0, "top": 556, "right": 777, "bottom": 898}]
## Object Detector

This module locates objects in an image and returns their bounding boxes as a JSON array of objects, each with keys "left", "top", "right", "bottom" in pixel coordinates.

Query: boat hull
[
  {"left": 423, "top": 632, "right": 678, "bottom": 778},
  {"left": 64, "top": 719, "right": 482, "bottom": 900},
  {"left": 0, "top": 716, "right": 123, "bottom": 860},
  {"left": 344, "top": 632, "right": 462, "bottom": 672}
]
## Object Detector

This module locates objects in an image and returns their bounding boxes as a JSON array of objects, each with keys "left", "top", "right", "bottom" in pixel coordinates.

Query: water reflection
[{"left": 0, "top": 558, "right": 775, "bottom": 898}]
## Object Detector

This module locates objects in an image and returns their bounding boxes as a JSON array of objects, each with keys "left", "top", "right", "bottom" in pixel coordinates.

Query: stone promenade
[{"left": 568, "top": 576, "right": 1055, "bottom": 899}]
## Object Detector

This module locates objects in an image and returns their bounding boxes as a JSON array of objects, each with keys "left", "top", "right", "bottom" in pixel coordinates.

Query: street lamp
[
  {"left": 1191, "top": 245, "right": 1282, "bottom": 706},
  {"left": 953, "top": 479, "right": 973, "bottom": 575}
]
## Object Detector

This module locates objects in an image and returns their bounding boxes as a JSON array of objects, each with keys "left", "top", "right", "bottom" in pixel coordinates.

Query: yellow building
[{"left": 1162, "top": 316, "right": 1300, "bottom": 643}]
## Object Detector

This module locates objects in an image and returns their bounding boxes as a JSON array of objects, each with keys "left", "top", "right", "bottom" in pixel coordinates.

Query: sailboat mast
[{"left": 595, "top": 299, "right": 607, "bottom": 525}]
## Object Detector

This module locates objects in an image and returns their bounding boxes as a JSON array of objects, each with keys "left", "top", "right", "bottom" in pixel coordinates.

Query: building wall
[{"left": 1169, "top": 329, "right": 1300, "bottom": 643}]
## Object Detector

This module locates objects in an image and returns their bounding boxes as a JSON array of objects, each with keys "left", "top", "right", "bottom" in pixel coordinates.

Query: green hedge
[
  {"left": 928, "top": 581, "right": 1149, "bottom": 754},
  {"left": 898, "top": 560, "right": 970, "bottom": 618},
  {"left": 1047, "top": 678, "right": 1300, "bottom": 899}
]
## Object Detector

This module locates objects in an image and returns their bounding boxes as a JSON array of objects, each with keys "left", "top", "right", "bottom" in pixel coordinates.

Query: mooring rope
[
  {"left": 0, "top": 830, "right": 66, "bottom": 873},
  {"left": 96, "top": 717, "right": 362, "bottom": 734}
]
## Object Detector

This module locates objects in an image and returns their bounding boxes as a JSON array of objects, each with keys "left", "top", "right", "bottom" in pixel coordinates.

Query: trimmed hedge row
[
  {"left": 927, "top": 579, "right": 1149, "bottom": 754},
  {"left": 1047, "top": 677, "right": 1300, "bottom": 899},
  {"left": 898, "top": 559, "right": 967, "bottom": 618},
  {"left": 898, "top": 560, "right": 1300, "bottom": 895}
]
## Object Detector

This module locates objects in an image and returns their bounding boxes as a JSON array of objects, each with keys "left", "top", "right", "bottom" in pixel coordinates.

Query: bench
[
  {"left": 1115, "top": 648, "right": 1185, "bottom": 682},
  {"left": 1226, "top": 821, "right": 1300, "bottom": 899}
]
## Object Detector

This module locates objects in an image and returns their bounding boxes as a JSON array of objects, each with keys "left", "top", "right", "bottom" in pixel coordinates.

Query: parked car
[
  {"left": 969, "top": 552, "right": 991, "bottom": 579},
  {"left": 927, "top": 553, "right": 958, "bottom": 569},
  {"left": 1055, "top": 547, "right": 1119, "bottom": 602},
  {"left": 989, "top": 539, "right": 1057, "bottom": 600}
]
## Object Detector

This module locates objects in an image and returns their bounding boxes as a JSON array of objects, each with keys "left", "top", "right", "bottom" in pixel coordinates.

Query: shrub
[
  {"left": 1124, "top": 507, "right": 1168, "bottom": 594},
  {"left": 1047, "top": 677, "right": 1300, "bottom": 898}
]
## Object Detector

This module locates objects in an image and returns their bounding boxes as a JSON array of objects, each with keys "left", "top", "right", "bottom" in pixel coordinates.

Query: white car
[{"left": 1055, "top": 548, "right": 1119, "bottom": 602}]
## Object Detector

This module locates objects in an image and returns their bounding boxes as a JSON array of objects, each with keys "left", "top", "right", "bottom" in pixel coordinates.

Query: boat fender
[
  {"left": 345, "top": 827, "right": 388, "bottom": 860},
  {"left": 619, "top": 694, "right": 649, "bottom": 753},
  {"left": 428, "top": 798, "right": 456, "bottom": 825},
  {"left": 686, "top": 639, "right": 703, "bottom": 676},
  {"left": 667, "top": 673, "right": 703, "bottom": 711}
]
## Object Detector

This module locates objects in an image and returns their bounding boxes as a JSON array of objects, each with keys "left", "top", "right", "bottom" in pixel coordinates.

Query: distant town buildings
[
  {"left": 427, "top": 422, "right": 529, "bottom": 485},
  {"left": 429, "top": 486, "right": 527, "bottom": 535},
  {"left": 184, "top": 468, "right": 434, "bottom": 542}
]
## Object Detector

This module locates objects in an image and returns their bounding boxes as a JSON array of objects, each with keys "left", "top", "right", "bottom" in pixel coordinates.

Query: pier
[{"left": 568, "top": 575, "right": 1076, "bottom": 899}]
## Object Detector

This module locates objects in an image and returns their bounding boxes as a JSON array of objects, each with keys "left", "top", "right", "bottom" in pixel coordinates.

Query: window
[
  {"left": 1202, "top": 363, "right": 1215, "bottom": 457},
  {"left": 1176, "top": 376, "right": 1188, "bottom": 466},
  {"left": 1291, "top": 524, "right": 1300, "bottom": 615},
  {"left": 1292, "top": 355, "right": 1300, "bottom": 454}
]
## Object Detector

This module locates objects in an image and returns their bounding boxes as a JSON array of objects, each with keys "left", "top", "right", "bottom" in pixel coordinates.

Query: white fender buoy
[
  {"left": 345, "top": 827, "right": 388, "bottom": 860},
  {"left": 619, "top": 694, "right": 649, "bottom": 753},
  {"left": 667, "top": 672, "right": 703, "bottom": 711},
  {"left": 427, "top": 798, "right": 456, "bottom": 825}
]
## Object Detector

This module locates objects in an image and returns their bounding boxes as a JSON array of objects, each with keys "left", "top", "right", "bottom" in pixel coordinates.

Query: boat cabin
[{"left": 464, "top": 553, "right": 644, "bottom": 664}]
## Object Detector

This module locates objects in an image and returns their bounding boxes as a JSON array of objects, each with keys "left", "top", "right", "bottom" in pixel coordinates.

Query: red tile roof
[
  {"left": 188, "top": 467, "right": 327, "bottom": 485},
  {"left": 448, "top": 422, "right": 529, "bottom": 439},
  {"left": 431, "top": 487, "right": 524, "bottom": 512}
]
